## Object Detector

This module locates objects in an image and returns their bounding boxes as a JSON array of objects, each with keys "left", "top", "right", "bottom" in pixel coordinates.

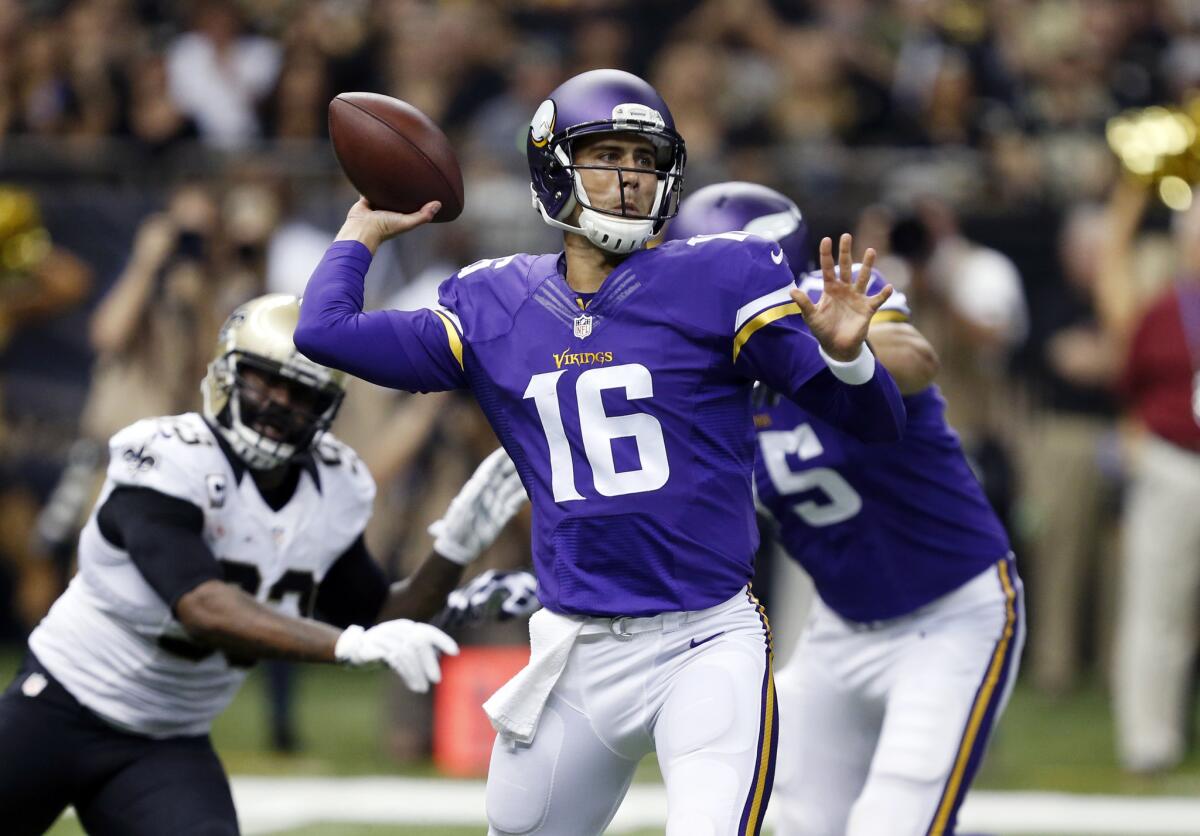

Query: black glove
[{"left": 436, "top": 569, "right": 541, "bottom": 630}]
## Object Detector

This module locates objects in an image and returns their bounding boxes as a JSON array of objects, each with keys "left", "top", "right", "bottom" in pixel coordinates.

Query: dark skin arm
[
  {"left": 377, "top": 552, "right": 466, "bottom": 623},
  {"left": 175, "top": 581, "right": 342, "bottom": 663},
  {"left": 174, "top": 551, "right": 466, "bottom": 663}
]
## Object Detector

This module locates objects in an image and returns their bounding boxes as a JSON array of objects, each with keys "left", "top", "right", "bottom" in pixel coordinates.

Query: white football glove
[
  {"left": 429, "top": 448, "right": 528, "bottom": 565},
  {"left": 439, "top": 569, "right": 541, "bottom": 630},
  {"left": 335, "top": 619, "right": 459, "bottom": 693}
]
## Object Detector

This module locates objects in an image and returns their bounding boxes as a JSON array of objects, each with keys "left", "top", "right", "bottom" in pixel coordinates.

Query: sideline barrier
[{"left": 432, "top": 645, "right": 530, "bottom": 777}]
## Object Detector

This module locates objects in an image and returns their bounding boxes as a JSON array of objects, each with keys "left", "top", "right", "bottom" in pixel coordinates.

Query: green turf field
[{"left": 5, "top": 646, "right": 1199, "bottom": 834}]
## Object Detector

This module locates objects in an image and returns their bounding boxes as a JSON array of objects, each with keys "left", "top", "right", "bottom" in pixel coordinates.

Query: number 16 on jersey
[{"left": 524, "top": 363, "right": 670, "bottom": 502}]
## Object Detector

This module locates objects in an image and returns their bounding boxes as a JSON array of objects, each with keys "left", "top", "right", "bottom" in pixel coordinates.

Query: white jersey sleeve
[
  {"left": 105, "top": 415, "right": 219, "bottom": 508},
  {"left": 309, "top": 433, "right": 376, "bottom": 559}
]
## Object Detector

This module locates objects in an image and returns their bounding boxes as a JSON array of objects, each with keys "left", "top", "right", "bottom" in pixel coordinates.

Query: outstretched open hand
[{"left": 791, "top": 234, "right": 893, "bottom": 362}]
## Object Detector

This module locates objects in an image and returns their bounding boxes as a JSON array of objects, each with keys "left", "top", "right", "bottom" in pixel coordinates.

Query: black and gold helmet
[{"left": 201, "top": 294, "right": 346, "bottom": 470}]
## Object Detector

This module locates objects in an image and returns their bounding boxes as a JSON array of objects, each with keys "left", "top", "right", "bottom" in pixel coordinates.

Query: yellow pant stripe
[
  {"left": 928, "top": 560, "right": 1017, "bottom": 835},
  {"left": 742, "top": 588, "right": 777, "bottom": 834}
]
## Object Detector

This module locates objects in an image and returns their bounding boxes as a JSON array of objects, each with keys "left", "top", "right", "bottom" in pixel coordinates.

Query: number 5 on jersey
[
  {"left": 525, "top": 363, "right": 669, "bottom": 502},
  {"left": 758, "top": 423, "right": 862, "bottom": 526}
]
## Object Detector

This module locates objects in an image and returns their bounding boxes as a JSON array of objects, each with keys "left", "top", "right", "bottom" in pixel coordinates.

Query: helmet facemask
[
  {"left": 205, "top": 351, "right": 344, "bottom": 471},
  {"left": 562, "top": 132, "right": 684, "bottom": 254}
]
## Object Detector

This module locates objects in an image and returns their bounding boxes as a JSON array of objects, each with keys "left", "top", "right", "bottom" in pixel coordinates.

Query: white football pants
[
  {"left": 773, "top": 558, "right": 1024, "bottom": 836},
  {"left": 485, "top": 587, "right": 777, "bottom": 836}
]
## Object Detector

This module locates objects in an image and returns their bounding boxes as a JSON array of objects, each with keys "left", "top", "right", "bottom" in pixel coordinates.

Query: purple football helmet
[
  {"left": 665, "top": 181, "right": 810, "bottom": 278},
  {"left": 528, "top": 69, "right": 686, "bottom": 254}
]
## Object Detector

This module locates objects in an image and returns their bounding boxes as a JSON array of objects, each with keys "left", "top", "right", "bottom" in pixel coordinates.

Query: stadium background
[{"left": 2, "top": 0, "right": 1200, "bottom": 832}]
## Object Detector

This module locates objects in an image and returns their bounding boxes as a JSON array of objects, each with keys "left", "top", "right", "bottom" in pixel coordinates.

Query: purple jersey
[
  {"left": 297, "top": 236, "right": 904, "bottom": 617},
  {"left": 755, "top": 271, "right": 1010, "bottom": 622}
]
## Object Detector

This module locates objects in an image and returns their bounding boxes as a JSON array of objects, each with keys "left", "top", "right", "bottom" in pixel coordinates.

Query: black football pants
[{"left": 0, "top": 652, "right": 239, "bottom": 835}]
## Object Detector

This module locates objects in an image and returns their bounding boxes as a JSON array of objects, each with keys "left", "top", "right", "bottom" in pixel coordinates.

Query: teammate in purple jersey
[
  {"left": 667, "top": 181, "right": 1025, "bottom": 836},
  {"left": 296, "top": 70, "right": 904, "bottom": 835}
]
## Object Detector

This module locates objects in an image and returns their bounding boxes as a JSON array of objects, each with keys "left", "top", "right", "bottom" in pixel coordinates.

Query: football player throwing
[
  {"left": 0, "top": 294, "right": 526, "bottom": 836},
  {"left": 296, "top": 69, "right": 907, "bottom": 835}
]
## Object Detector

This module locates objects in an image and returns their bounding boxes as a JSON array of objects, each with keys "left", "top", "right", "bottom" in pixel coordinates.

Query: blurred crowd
[
  {"left": 3, "top": 0, "right": 1200, "bottom": 773},
  {"left": 0, "top": 0, "right": 1196, "bottom": 192}
]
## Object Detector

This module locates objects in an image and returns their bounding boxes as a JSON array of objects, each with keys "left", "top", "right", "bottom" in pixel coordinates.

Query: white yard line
[{"left": 224, "top": 776, "right": 1200, "bottom": 835}]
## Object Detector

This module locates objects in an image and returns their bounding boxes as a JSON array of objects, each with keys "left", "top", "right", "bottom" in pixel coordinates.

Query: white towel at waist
[{"left": 483, "top": 608, "right": 585, "bottom": 744}]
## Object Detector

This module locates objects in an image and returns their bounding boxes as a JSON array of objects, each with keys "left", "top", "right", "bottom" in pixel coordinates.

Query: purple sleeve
[
  {"left": 735, "top": 315, "right": 906, "bottom": 443},
  {"left": 728, "top": 243, "right": 905, "bottom": 442},
  {"left": 294, "top": 241, "right": 467, "bottom": 392}
]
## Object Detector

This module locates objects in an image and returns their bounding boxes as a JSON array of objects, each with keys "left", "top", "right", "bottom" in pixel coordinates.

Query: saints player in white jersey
[{"left": 0, "top": 294, "right": 527, "bottom": 836}]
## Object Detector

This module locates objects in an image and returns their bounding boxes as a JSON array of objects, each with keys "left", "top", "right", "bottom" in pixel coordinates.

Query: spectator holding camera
[
  {"left": 38, "top": 184, "right": 225, "bottom": 577},
  {"left": 82, "top": 183, "right": 221, "bottom": 439}
]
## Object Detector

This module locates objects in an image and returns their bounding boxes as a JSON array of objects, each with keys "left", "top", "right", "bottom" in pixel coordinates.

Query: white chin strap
[
  {"left": 533, "top": 195, "right": 655, "bottom": 255},
  {"left": 577, "top": 209, "right": 657, "bottom": 254},
  {"left": 533, "top": 148, "right": 670, "bottom": 254}
]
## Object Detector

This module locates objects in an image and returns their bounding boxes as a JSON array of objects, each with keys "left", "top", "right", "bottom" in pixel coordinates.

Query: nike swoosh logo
[
  {"left": 770, "top": 249, "right": 784, "bottom": 265},
  {"left": 689, "top": 631, "right": 725, "bottom": 649}
]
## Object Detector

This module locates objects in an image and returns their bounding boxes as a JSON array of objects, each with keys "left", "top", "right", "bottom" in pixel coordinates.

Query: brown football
[{"left": 328, "top": 92, "right": 464, "bottom": 222}]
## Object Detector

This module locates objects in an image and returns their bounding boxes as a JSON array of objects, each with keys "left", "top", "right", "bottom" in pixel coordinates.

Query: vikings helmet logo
[
  {"left": 530, "top": 100, "right": 556, "bottom": 149},
  {"left": 745, "top": 209, "right": 804, "bottom": 243}
]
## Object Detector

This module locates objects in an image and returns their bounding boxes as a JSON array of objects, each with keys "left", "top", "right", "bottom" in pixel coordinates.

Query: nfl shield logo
[{"left": 573, "top": 313, "right": 593, "bottom": 339}]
